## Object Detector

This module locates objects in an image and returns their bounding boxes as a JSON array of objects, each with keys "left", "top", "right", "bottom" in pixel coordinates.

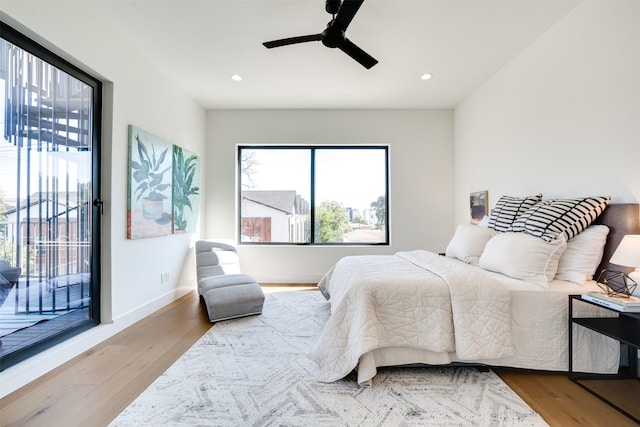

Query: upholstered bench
[{"left": 195, "top": 240, "right": 264, "bottom": 322}]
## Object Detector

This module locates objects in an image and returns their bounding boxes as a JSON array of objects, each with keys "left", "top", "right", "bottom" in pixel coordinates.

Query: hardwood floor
[
  {"left": 1, "top": 286, "right": 637, "bottom": 427},
  {"left": 494, "top": 369, "right": 638, "bottom": 427}
]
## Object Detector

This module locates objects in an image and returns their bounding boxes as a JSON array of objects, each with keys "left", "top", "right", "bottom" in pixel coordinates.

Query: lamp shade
[{"left": 609, "top": 235, "right": 640, "bottom": 268}]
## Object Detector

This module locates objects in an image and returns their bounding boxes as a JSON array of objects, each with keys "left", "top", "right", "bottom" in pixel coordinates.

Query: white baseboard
[{"left": 0, "top": 286, "right": 192, "bottom": 398}]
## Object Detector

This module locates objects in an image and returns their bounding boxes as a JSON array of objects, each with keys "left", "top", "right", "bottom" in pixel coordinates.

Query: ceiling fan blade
[
  {"left": 339, "top": 38, "right": 378, "bottom": 69},
  {"left": 263, "top": 34, "right": 322, "bottom": 49},
  {"left": 333, "top": 0, "right": 365, "bottom": 32}
]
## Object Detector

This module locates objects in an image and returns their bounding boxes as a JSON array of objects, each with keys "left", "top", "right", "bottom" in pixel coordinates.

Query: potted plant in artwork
[
  {"left": 172, "top": 145, "right": 200, "bottom": 232},
  {"left": 131, "top": 134, "right": 171, "bottom": 220}
]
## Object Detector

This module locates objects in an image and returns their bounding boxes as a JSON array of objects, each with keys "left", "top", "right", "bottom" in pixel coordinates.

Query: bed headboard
[{"left": 593, "top": 203, "right": 640, "bottom": 277}]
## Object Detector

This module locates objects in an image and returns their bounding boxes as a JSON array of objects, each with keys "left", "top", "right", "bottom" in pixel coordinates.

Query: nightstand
[{"left": 568, "top": 294, "right": 640, "bottom": 423}]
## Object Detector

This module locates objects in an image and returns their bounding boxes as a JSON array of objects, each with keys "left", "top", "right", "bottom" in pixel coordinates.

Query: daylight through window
[
  {"left": 0, "top": 22, "right": 101, "bottom": 370},
  {"left": 238, "top": 146, "right": 389, "bottom": 245}
]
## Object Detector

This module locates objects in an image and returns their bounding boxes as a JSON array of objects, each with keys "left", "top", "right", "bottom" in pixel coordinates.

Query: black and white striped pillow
[
  {"left": 511, "top": 196, "right": 610, "bottom": 242},
  {"left": 488, "top": 194, "right": 543, "bottom": 232}
]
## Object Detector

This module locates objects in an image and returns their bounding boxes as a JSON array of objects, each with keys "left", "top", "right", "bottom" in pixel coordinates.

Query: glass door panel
[{"left": 0, "top": 25, "right": 100, "bottom": 370}]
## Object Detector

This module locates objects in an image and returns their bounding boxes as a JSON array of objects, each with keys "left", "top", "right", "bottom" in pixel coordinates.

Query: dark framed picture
[{"left": 470, "top": 191, "right": 488, "bottom": 225}]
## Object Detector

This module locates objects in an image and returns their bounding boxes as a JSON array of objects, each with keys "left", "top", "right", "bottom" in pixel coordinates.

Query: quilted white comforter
[{"left": 313, "top": 250, "right": 619, "bottom": 385}]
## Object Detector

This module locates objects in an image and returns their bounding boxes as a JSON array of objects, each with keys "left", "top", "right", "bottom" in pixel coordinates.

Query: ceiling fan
[{"left": 262, "top": 0, "right": 378, "bottom": 69}]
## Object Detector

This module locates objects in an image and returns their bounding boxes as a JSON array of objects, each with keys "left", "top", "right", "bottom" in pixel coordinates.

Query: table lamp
[{"left": 608, "top": 234, "right": 640, "bottom": 297}]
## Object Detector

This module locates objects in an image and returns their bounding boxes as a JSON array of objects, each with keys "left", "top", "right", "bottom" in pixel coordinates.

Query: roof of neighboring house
[
  {"left": 1, "top": 192, "right": 82, "bottom": 218},
  {"left": 242, "top": 190, "right": 309, "bottom": 215}
]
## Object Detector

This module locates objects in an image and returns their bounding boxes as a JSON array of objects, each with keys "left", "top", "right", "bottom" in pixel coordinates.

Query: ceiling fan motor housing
[{"left": 322, "top": 23, "right": 345, "bottom": 48}]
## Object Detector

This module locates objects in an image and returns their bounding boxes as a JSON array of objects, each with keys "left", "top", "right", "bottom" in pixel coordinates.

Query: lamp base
[
  {"left": 629, "top": 269, "right": 640, "bottom": 297},
  {"left": 596, "top": 269, "right": 638, "bottom": 297}
]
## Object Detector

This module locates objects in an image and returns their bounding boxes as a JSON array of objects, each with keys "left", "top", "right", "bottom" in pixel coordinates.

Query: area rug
[{"left": 110, "top": 290, "right": 549, "bottom": 427}]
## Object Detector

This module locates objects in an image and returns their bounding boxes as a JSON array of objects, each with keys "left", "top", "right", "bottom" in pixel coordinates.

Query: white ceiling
[{"left": 90, "top": 0, "right": 579, "bottom": 110}]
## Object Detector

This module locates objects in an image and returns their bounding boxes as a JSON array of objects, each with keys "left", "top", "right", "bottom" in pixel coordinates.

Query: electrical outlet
[{"left": 160, "top": 272, "right": 170, "bottom": 284}]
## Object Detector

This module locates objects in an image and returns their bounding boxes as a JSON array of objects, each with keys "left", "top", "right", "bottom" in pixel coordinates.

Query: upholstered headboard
[{"left": 593, "top": 203, "right": 640, "bottom": 278}]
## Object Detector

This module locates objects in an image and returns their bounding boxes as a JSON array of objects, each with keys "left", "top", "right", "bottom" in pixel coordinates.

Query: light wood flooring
[{"left": 1, "top": 285, "right": 638, "bottom": 427}]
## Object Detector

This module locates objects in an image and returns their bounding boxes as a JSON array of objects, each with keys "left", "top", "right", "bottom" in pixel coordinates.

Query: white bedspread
[
  {"left": 313, "top": 250, "right": 619, "bottom": 385},
  {"left": 314, "top": 250, "right": 516, "bottom": 383}
]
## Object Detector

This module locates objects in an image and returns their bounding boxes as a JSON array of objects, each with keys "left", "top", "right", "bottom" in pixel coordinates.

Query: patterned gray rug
[{"left": 110, "top": 290, "right": 548, "bottom": 426}]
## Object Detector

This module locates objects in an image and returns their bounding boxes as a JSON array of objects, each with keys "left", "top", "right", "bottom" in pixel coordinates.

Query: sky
[
  {"left": 0, "top": 81, "right": 90, "bottom": 203},
  {"left": 243, "top": 147, "right": 386, "bottom": 214},
  {"left": 0, "top": 86, "right": 20, "bottom": 201},
  {"left": 0, "top": 83, "right": 13, "bottom": 198}
]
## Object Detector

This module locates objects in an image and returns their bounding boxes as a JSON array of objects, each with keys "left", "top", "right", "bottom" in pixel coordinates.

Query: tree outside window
[{"left": 238, "top": 146, "right": 389, "bottom": 245}]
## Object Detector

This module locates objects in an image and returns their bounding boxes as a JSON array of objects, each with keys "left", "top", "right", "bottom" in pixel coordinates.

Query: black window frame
[
  {"left": 0, "top": 21, "right": 102, "bottom": 370},
  {"left": 237, "top": 145, "right": 389, "bottom": 246}
]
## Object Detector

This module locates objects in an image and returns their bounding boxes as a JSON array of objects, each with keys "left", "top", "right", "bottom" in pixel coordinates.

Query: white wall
[
  {"left": 206, "top": 109, "right": 455, "bottom": 283},
  {"left": 454, "top": 1, "right": 640, "bottom": 225},
  {"left": 242, "top": 201, "right": 291, "bottom": 242},
  {"left": 1, "top": 2, "right": 206, "bottom": 396}
]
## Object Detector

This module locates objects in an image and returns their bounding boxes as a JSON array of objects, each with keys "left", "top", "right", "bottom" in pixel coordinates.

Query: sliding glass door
[{"left": 0, "top": 22, "right": 101, "bottom": 370}]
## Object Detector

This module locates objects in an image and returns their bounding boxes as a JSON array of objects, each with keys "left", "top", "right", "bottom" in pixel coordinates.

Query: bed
[{"left": 313, "top": 199, "right": 640, "bottom": 386}]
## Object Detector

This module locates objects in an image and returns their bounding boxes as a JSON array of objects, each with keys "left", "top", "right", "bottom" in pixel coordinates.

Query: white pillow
[
  {"left": 477, "top": 215, "right": 490, "bottom": 227},
  {"left": 445, "top": 224, "right": 497, "bottom": 265},
  {"left": 555, "top": 225, "right": 609, "bottom": 285},
  {"left": 479, "top": 232, "right": 567, "bottom": 288}
]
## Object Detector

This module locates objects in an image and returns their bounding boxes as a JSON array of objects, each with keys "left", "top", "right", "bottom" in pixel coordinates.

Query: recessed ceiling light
[
  {"left": 420, "top": 73, "right": 433, "bottom": 80},
  {"left": 230, "top": 74, "right": 242, "bottom": 81}
]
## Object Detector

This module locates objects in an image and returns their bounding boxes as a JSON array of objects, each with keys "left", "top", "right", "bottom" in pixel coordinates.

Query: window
[
  {"left": 238, "top": 146, "right": 388, "bottom": 245},
  {"left": 0, "top": 22, "right": 101, "bottom": 370}
]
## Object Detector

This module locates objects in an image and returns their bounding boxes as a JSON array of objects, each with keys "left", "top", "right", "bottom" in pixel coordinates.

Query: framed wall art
[
  {"left": 127, "top": 125, "right": 200, "bottom": 239},
  {"left": 470, "top": 190, "right": 488, "bottom": 225},
  {"left": 127, "top": 125, "right": 174, "bottom": 239},
  {"left": 172, "top": 145, "right": 200, "bottom": 233}
]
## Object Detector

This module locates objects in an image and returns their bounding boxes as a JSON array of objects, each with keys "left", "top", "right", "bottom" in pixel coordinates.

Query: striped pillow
[
  {"left": 511, "top": 196, "right": 610, "bottom": 242},
  {"left": 488, "top": 194, "right": 543, "bottom": 232}
]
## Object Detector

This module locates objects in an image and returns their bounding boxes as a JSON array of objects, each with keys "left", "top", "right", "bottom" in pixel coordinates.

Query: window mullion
[{"left": 309, "top": 147, "right": 315, "bottom": 244}]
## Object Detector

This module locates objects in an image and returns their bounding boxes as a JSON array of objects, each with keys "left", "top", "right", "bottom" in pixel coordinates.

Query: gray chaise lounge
[{"left": 195, "top": 240, "right": 264, "bottom": 322}]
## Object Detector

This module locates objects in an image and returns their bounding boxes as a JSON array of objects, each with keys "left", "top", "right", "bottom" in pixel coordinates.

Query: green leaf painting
[
  {"left": 127, "top": 125, "right": 201, "bottom": 239},
  {"left": 172, "top": 145, "right": 200, "bottom": 233}
]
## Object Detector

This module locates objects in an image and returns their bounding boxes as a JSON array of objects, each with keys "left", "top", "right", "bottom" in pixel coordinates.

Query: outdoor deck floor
[{"left": 0, "top": 280, "right": 91, "bottom": 366}]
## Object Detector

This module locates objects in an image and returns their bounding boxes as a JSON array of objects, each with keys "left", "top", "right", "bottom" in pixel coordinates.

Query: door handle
[{"left": 93, "top": 199, "right": 104, "bottom": 215}]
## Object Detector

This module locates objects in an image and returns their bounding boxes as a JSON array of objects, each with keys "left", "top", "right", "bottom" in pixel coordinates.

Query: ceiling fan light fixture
[{"left": 421, "top": 73, "right": 433, "bottom": 81}]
